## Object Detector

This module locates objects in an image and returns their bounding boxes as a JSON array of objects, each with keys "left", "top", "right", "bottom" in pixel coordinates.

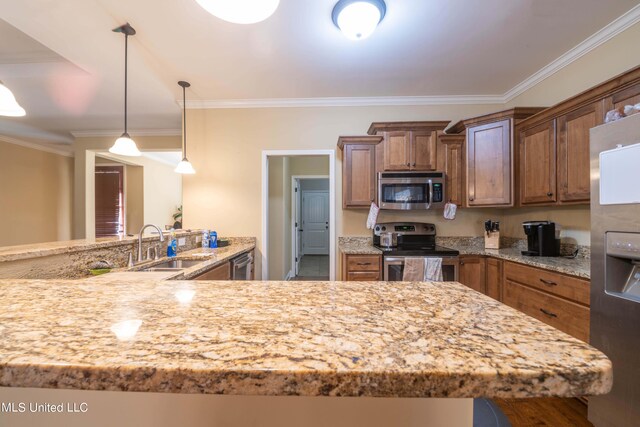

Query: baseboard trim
[{"left": 285, "top": 270, "right": 294, "bottom": 281}]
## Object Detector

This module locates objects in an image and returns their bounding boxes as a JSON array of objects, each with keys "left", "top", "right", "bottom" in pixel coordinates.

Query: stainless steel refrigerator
[{"left": 589, "top": 112, "right": 640, "bottom": 427}]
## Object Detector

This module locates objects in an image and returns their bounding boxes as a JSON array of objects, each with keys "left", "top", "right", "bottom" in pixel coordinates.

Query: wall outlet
[
  {"left": 178, "top": 237, "right": 186, "bottom": 247},
  {"left": 196, "top": 236, "right": 202, "bottom": 243}
]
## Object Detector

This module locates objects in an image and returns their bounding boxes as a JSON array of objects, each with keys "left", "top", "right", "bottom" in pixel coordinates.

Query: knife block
[{"left": 484, "top": 231, "right": 500, "bottom": 249}]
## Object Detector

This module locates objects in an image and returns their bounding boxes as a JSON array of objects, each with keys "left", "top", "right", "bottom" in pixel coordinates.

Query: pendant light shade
[
  {"left": 109, "top": 133, "right": 141, "bottom": 156},
  {"left": 332, "top": 0, "right": 386, "bottom": 40},
  {"left": 176, "top": 80, "right": 195, "bottom": 175},
  {"left": 0, "top": 81, "right": 26, "bottom": 117},
  {"left": 194, "top": 0, "right": 280, "bottom": 24},
  {"left": 109, "top": 23, "right": 141, "bottom": 157}
]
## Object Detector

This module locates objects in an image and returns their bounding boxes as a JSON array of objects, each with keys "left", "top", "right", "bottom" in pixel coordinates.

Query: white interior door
[
  {"left": 294, "top": 180, "right": 302, "bottom": 275},
  {"left": 301, "top": 191, "right": 329, "bottom": 255}
]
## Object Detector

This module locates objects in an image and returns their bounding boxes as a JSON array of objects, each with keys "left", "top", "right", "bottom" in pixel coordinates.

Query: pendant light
[
  {"left": 332, "top": 0, "right": 386, "bottom": 40},
  {"left": 175, "top": 81, "right": 196, "bottom": 175},
  {"left": 109, "top": 23, "right": 141, "bottom": 157},
  {"left": 194, "top": 0, "right": 280, "bottom": 24},
  {"left": 0, "top": 80, "right": 26, "bottom": 117}
]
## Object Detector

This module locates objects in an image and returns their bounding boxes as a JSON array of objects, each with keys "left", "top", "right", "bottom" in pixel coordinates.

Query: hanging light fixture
[
  {"left": 332, "top": 0, "right": 386, "bottom": 41},
  {"left": 194, "top": 0, "right": 280, "bottom": 24},
  {"left": 175, "top": 81, "right": 196, "bottom": 175},
  {"left": 0, "top": 80, "right": 26, "bottom": 117},
  {"left": 109, "top": 23, "right": 141, "bottom": 157}
]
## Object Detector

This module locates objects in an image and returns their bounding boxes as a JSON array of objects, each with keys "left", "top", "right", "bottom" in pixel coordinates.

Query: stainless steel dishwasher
[{"left": 231, "top": 252, "right": 253, "bottom": 280}]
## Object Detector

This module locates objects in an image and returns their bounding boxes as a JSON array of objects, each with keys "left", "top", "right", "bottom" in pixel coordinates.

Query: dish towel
[
  {"left": 402, "top": 257, "right": 425, "bottom": 281},
  {"left": 424, "top": 258, "right": 443, "bottom": 281},
  {"left": 366, "top": 202, "right": 379, "bottom": 230}
]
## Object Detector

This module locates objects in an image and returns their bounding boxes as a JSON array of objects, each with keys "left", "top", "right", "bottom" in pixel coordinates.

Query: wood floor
[{"left": 495, "top": 398, "right": 592, "bottom": 427}]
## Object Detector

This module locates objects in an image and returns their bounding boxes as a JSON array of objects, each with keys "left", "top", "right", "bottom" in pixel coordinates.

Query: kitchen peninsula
[{"left": 0, "top": 275, "right": 611, "bottom": 427}]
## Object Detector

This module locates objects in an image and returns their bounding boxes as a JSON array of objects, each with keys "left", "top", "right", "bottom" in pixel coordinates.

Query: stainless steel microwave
[{"left": 378, "top": 172, "right": 446, "bottom": 210}]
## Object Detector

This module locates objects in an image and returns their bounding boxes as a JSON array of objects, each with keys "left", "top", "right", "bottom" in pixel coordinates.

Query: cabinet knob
[
  {"left": 412, "top": 163, "right": 416, "bottom": 167},
  {"left": 469, "top": 197, "right": 474, "bottom": 202},
  {"left": 547, "top": 192, "right": 553, "bottom": 197},
  {"left": 406, "top": 163, "right": 410, "bottom": 167}
]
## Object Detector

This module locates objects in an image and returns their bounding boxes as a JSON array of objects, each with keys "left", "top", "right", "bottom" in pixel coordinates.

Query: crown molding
[
  {"left": 0, "top": 135, "right": 73, "bottom": 157},
  {"left": 182, "top": 95, "right": 506, "bottom": 109},
  {"left": 503, "top": 4, "right": 640, "bottom": 102},
  {"left": 179, "top": 5, "right": 640, "bottom": 110},
  {"left": 70, "top": 129, "right": 181, "bottom": 138}
]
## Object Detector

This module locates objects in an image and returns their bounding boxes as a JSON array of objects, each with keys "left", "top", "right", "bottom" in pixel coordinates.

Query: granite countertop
[
  {"left": 0, "top": 230, "right": 203, "bottom": 263},
  {"left": 0, "top": 278, "right": 611, "bottom": 398},
  {"left": 339, "top": 237, "right": 590, "bottom": 279}
]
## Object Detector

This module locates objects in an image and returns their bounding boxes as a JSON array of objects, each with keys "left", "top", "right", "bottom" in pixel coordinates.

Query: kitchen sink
[{"left": 141, "top": 259, "right": 203, "bottom": 271}]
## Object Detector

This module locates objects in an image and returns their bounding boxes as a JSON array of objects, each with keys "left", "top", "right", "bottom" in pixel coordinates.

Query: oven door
[
  {"left": 384, "top": 256, "right": 459, "bottom": 282},
  {"left": 231, "top": 252, "right": 253, "bottom": 280}
]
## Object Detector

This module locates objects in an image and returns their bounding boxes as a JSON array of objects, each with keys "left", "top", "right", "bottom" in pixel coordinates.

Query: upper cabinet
[
  {"left": 437, "top": 133, "right": 465, "bottom": 207},
  {"left": 338, "top": 136, "right": 383, "bottom": 209},
  {"left": 516, "top": 66, "right": 640, "bottom": 206},
  {"left": 368, "top": 122, "right": 449, "bottom": 171},
  {"left": 448, "top": 108, "right": 544, "bottom": 207}
]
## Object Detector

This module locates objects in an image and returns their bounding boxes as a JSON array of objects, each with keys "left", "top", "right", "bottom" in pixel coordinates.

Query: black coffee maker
[{"left": 522, "top": 221, "right": 561, "bottom": 256}]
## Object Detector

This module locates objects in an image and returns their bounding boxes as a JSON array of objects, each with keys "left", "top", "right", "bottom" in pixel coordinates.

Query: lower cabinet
[
  {"left": 458, "top": 256, "right": 486, "bottom": 293},
  {"left": 502, "top": 261, "right": 590, "bottom": 342},
  {"left": 193, "top": 262, "right": 231, "bottom": 280},
  {"left": 485, "top": 258, "right": 503, "bottom": 301},
  {"left": 341, "top": 254, "right": 382, "bottom": 281}
]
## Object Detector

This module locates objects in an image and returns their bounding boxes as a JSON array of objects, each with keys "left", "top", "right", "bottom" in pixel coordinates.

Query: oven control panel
[{"left": 374, "top": 222, "right": 436, "bottom": 236}]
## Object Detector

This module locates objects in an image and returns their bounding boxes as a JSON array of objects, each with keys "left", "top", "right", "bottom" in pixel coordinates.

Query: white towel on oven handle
[
  {"left": 366, "top": 202, "right": 379, "bottom": 230},
  {"left": 424, "top": 258, "right": 443, "bottom": 281}
]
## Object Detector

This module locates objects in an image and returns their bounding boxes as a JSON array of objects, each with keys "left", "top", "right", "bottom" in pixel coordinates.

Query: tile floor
[{"left": 293, "top": 255, "right": 329, "bottom": 281}]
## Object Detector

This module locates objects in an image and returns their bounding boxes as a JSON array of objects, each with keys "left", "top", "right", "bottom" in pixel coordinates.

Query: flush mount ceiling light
[
  {"left": 0, "top": 80, "right": 26, "bottom": 117},
  {"left": 109, "top": 23, "right": 141, "bottom": 157},
  {"left": 194, "top": 0, "right": 280, "bottom": 24},
  {"left": 332, "top": 0, "right": 386, "bottom": 40},
  {"left": 175, "top": 81, "right": 196, "bottom": 175}
]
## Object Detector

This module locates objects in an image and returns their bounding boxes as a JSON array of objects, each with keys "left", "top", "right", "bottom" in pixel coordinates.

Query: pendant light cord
[
  {"left": 182, "top": 85, "right": 187, "bottom": 159},
  {"left": 124, "top": 33, "right": 129, "bottom": 134}
]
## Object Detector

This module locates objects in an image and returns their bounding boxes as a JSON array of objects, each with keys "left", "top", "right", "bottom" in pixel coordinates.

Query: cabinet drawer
[
  {"left": 347, "top": 255, "right": 380, "bottom": 272},
  {"left": 503, "top": 280, "right": 589, "bottom": 342},
  {"left": 347, "top": 271, "right": 381, "bottom": 281},
  {"left": 504, "top": 262, "right": 589, "bottom": 306},
  {"left": 193, "top": 262, "right": 230, "bottom": 280}
]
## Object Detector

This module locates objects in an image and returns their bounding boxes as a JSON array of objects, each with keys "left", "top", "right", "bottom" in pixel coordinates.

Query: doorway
[
  {"left": 262, "top": 150, "right": 336, "bottom": 281},
  {"left": 292, "top": 177, "right": 330, "bottom": 280}
]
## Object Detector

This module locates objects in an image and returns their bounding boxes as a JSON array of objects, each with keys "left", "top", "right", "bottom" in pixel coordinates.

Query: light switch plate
[
  {"left": 178, "top": 237, "right": 186, "bottom": 246},
  {"left": 196, "top": 236, "right": 202, "bottom": 243}
]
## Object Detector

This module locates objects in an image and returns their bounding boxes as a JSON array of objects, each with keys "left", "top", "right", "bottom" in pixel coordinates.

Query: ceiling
[{"left": 1, "top": 0, "right": 639, "bottom": 150}]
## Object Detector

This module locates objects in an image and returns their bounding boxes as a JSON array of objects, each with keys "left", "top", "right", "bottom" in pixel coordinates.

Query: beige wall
[
  {"left": 0, "top": 141, "right": 73, "bottom": 246},
  {"left": 125, "top": 165, "right": 144, "bottom": 234},
  {"left": 74, "top": 135, "right": 181, "bottom": 239}
]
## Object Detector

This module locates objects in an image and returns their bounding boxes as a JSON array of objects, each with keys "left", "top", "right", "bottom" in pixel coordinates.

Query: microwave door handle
[{"left": 427, "top": 179, "right": 433, "bottom": 209}]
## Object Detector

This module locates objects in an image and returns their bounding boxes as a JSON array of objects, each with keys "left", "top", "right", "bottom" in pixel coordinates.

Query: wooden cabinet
[
  {"left": 341, "top": 254, "right": 382, "bottom": 281},
  {"left": 503, "top": 261, "right": 590, "bottom": 342},
  {"left": 437, "top": 134, "right": 465, "bottom": 207},
  {"left": 467, "top": 119, "right": 512, "bottom": 206},
  {"left": 193, "top": 261, "right": 230, "bottom": 280},
  {"left": 338, "top": 136, "right": 382, "bottom": 209},
  {"left": 381, "top": 130, "right": 438, "bottom": 171},
  {"left": 458, "top": 256, "right": 486, "bottom": 293},
  {"left": 485, "top": 258, "right": 503, "bottom": 301},
  {"left": 519, "top": 120, "right": 557, "bottom": 204},
  {"left": 367, "top": 122, "right": 449, "bottom": 172},
  {"left": 557, "top": 102, "right": 603, "bottom": 203}
]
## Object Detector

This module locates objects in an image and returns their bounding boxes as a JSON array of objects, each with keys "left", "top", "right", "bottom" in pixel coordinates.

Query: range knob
[{"left": 381, "top": 226, "right": 387, "bottom": 231}]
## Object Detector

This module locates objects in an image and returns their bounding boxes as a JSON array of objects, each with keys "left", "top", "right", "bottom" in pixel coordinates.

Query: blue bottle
[
  {"left": 167, "top": 231, "right": 177, "bottom": 257},
  {"left": 209, "top": 231, "right": 218, "bottom": 248}
]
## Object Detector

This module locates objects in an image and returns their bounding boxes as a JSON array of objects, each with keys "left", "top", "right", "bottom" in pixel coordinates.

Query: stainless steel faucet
[{"left": 137, "top": 224, "right": 165, "bottom": 263}]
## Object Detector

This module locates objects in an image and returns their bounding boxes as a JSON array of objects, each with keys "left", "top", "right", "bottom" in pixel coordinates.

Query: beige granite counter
[
  {"left": 339, "top": 237, "right": 590, "bottom": 279},
  {"left": 0, "top": 278, "right": 611, "bottom": 398}
]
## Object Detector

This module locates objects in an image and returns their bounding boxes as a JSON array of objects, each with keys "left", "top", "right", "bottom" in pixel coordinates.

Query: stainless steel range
[{"left": 373, "top": 222, "right": 459, "bottom": 281}]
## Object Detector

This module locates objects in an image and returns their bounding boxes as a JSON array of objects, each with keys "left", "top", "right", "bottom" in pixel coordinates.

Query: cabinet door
[
  {"left": 383, "top": 132, "right": 411, "bottom": 170},
  {"left": 458, "top": 256, "right": 486, "bottom": 294},
  {"left": 467, "top": 119, "right": 512, "bottom": 206},
  {"left": 519, "top": 120, "right": 557, "bottom": 205},
  {"left": 557, "top": 102, "right": 603, "bottom": 203},
  {"left": 194, "top": 262, "right": 230, "bottom": 280},
  {"left": 343, "top": 144, "right": 376, "bottom": 208},
  {"left": 410, "top": 131, "right": 437, "bottom": 170},
  {"left": 604, "top": 82, "right": 640, "bottom": 117},
  {"left": 485, "top": 258, "right": 502, "bottom": 301},
  {"left": 439, "top": 138, "right": 465, "bottom": 206}
]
